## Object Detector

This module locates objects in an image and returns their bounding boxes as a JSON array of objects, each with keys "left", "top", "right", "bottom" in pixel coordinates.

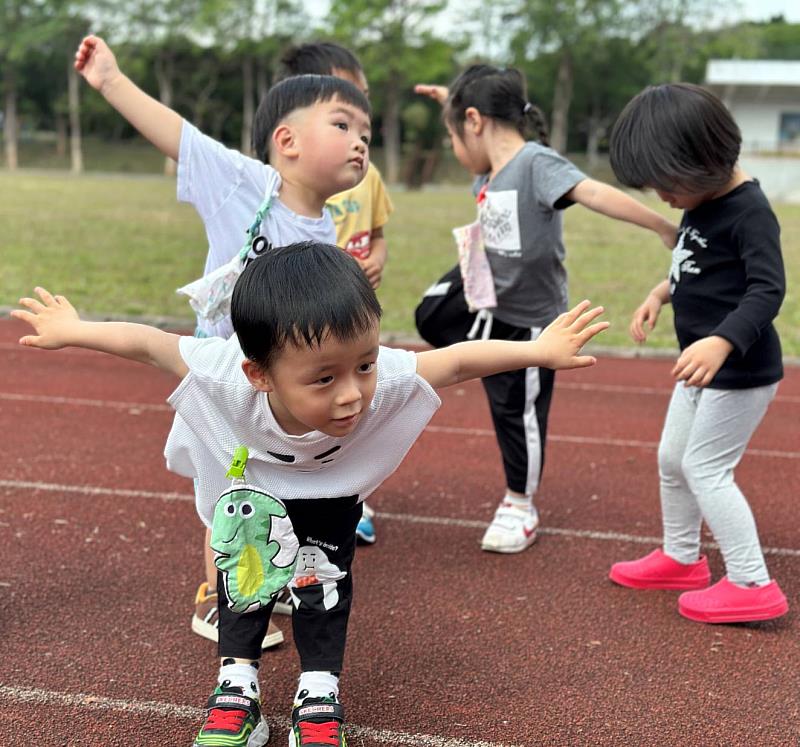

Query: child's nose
[{"left": 336, "top": 379, "right": 362, "bottom": 405}]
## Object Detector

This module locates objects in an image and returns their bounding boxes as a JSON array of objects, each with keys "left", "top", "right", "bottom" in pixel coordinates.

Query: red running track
[{"left": 0, "top": 318, "right": 797, "bottom": 746}]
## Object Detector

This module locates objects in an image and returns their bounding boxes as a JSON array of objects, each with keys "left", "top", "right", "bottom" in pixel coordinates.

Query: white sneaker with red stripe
[{"left": 480, "top": 502, "right": 539, "bottom": 553}]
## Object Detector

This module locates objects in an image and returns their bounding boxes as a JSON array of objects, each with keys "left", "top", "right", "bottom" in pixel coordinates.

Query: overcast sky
[
  {"left": 739, "top": 0, "right": 799, "bottom": 22},
  {"left": 305, "top": 0, "right": 799, "bottom": 29}
]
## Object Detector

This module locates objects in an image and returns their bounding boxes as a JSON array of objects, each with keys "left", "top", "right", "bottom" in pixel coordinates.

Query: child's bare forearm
[
  {"left": 570, "top": 179, "right": 676, "bottom": 242},
  {"left": 101, "top": 74, "right": 182, "bottom": 161},
  {"left": 69, "top": 322, "right": 186, "bottom": 374},
  {"left": 369, "top": 233, "right": 387, "bottom": 265},
  {"left": 648, "top": 279, "right": 671, "bottom": 304},
  {"left": 417, "top": 301, "right": 606, "bottom": 389},
  {"left": 13, "top": 288, "right": 188, "bottom": 377},
  {"left": 425, "top": 339, "right": 544, "bottom": 387}
]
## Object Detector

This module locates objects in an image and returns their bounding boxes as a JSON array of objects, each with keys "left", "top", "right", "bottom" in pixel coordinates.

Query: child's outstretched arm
[
  {"left": 566, "top": 179, "right": 677, "bottom": 250},
  {"left": 413, "top": 84, "right": 449, "bottom": 105},
  {"left": 416, "top": 301, "right": 608, "bottom": 389},
  {"left": 12, "top": 288, "right": 188, "bottom": 378},
  {"left": 630, "top": 279, "right": 670, "bottom": 343},
  {"left": 74, "top": 36, "right": 182, "bottom": 161}
]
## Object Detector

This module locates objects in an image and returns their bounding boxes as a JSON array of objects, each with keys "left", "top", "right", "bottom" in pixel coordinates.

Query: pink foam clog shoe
[
  {"left": 679, "top": 577, "right": 789, "bottom": 624},
  {"left": 609, "top": 548, "right": 711, "bottom": 590}
]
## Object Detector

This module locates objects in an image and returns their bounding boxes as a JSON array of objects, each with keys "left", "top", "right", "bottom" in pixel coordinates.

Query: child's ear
[
  {"left": 465, "top": 107, "right": 484, "bottom": 134},
  {"left": 242, "top": 359, "right": 274, "bottom": 392},
  {"left": 272, "top": 123, "right": 299, "bottom": 159}
]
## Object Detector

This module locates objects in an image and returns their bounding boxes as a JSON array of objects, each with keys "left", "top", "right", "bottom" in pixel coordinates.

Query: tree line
[{"left": 2, "top": 0, "right": 797, "bottom": 185}]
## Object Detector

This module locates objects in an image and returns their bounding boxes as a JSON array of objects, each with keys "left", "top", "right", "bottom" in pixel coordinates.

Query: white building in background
[{"left": 706, "top": 59, "right": 800, "bottom": 202}]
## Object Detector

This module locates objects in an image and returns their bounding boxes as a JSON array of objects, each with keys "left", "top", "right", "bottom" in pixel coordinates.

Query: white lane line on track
[
  {"left": 0, "top": 392, "right": 171, "bottom": 411},
  {"left": 1, "top": 392, "right": 798, "bottom": 459},
  {"left": 1, "top": 479, "right": 798, "bottom": 558},
  {"left": 2, "top": 385, "right": 799, "bottom": 410},
  {"left": 557, "top": 381, "right": 800, "bottom": 404},
  {"left": 0, "top": 480, "right": 191, "bottom": 502},
  {"left": 424, "top": 426, "right": 800, "bottom": 460},
  {"left": 0, "top": 685, "right": 524, "bottom": 747}
]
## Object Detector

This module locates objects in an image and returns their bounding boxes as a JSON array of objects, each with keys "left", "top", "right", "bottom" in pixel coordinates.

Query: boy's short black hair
[
  {"left": 252, "top": 75, "right": 370, "bottom": 163},
  {"left": 231, "top": 241, "right": 382, "bottom": 369},
  {"left": 275, "top": 42, "right": 363, "bottom": 82},
  {"left": 609, "top": 83, "right": 741, "bottom": 193}
]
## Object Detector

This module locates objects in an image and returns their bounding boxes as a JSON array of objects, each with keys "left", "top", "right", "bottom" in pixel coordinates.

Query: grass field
[{"left": 1, "top": 169, "right": 798, "bottom": 354}]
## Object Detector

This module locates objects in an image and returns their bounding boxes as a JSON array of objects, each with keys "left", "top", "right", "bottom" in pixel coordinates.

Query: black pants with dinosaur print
[{"left": 217, "top": 494, "right": 362, "bottom": 672}]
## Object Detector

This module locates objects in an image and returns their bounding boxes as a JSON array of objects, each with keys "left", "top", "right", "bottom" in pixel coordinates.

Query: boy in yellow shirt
[{"left": 276, "top": 42, "right": 394, "bottom": 544}]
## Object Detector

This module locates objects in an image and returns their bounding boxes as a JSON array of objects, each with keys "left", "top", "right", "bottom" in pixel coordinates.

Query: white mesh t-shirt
[
  {"left": 164, "top": 335, "right": 441, "bottom": 527},
  {"left": 177, "top": 122, "right": 336, "bottom": 339}
]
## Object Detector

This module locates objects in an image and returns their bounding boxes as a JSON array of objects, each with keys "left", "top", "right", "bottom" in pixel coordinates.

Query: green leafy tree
[
  {"left": 568, "top": 35, "right": 648, "bottom": 169},
  {"left": 328, "top": 0, "right": 449, "bottom": 184},
  {"left": 635, "top": 0, "right": 723, "bottom": 84},
  {"left": 759, "top": 17, "right": 800, "bottom": 59},
  {"left": 1, "top": 0, "right": 92, "bottom": 170},
  {"left": 2, "top": 1, "right": 52, "bottom": 168},
  {"left": 92, "top": 0, "right": 203, "bottom": 173},
  {"left": 508, "top": 0, "right": 628, "bottom": 153},
  {"left": 196, "top": 0, "right": 308, "bottom": 156}
]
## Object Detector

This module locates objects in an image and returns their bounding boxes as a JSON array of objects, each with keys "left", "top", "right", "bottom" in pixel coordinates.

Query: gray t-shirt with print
[{"left": 474, "top": 142, "right": 586, "bottom": 329}]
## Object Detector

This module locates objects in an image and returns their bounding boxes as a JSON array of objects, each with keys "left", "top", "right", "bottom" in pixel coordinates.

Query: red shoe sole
[{"left": 679, "top": 599, "right": 789, "bottom": 624}]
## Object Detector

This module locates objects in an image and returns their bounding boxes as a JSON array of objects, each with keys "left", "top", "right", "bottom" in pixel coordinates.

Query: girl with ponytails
[{"left": 415, "top": 65, "right": 677, "bottom": 554}]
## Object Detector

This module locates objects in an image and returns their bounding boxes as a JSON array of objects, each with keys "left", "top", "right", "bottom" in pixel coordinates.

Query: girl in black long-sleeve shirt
[{"left": 605, "top": 83, "right": 788, "bottom": 625}]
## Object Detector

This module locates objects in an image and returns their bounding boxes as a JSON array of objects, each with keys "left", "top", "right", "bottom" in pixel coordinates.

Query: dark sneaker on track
[
  {"left": 194, "top": 685, "right": 269, "bottom": 747},
  {"left": 289, "top": 696, "right": 347, "bottom": 746}
]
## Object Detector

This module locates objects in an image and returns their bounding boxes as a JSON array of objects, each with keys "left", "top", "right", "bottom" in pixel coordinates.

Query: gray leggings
[{"left": 658, "top": 382, "right": 778, "bottom": 586}]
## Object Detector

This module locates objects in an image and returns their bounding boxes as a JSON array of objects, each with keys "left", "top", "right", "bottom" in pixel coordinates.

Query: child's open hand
[
  {"left": 414, "top": 84, "right": 449, "bottom": 105},
  {"left": 357, "top": 256, "right": 383, "bottom": 289},
  {"left": 630, "top": 293, "right": 662, "bottom": 343},
  {"left": 74, "top": 36, "right": 121, "bottom": 94},
  {"left": 536, "top": 301, "right": 609, "bottom": 370},
  {"left": 11, "top": 288, "right": 81, "bottom": 350},
  {"left": 671, "top": 335, "right": 733, "bottom": 387}
]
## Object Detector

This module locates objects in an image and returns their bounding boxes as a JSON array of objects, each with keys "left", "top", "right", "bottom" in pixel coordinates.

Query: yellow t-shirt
[{"left": 326, "top": 163, "right": 393, "bottom": 259}]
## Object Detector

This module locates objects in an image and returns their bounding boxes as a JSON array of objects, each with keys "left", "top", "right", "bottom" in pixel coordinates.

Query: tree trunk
[
  {"left": 256, "top": 60, "right": 269, "bottom": 104},
  {"left": 550, "top": 49, "right": 574, "bottom": 154},
  {"left": 55, "top": 114, "right": 68, "bottom": 158},
  {"left": 68, "top": 60, "right": 83, "bottom": 174},
  {"left": 155, "top": 53, "right": 177, "bottom": 176},
  {"left": 586, "top": 106, "right": 606, "bottom": 175},
  {"left": 403, "top": 140, "right": 424, "bottom": 189},
  {"left": 4, "top": 66, "right": 19, "bottom": 171},
  {"left": 382, "top": 72, "right": 401, "bottom": 185},
  {"left": 420, "top": 149, "right": 440, "bottom": 186},
  {"left": 241, "top": 55, "right": 254, "bottom": 157}
]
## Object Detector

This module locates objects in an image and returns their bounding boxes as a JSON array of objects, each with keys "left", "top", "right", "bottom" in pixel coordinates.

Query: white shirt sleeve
[
  {"left": 176, "top": 334, "right": 250, "bottom": 385},
  {"left": 176, "top": 120, "right": 274, "bottom": 224}
]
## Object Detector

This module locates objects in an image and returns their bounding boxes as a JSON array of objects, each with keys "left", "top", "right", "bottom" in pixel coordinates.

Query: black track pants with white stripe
[{"left": 480, "top": 319, "right": 556, "bottom": 495}]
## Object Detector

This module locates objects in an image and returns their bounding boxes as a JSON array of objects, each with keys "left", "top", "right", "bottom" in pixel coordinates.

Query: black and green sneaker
[
  {"left": 194, "top": 685, "right": 269, "bottom": 747},
  {"left": 289, "top": 696, "right": 347, "bottom": 747}
]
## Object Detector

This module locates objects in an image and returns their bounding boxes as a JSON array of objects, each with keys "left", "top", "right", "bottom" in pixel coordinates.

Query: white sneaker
[
  {"left": 480, "top": 502, "right": 539, "bottom": 553},
  {"left": 272, "top": 586, "right": 293, "bottom": 616}
]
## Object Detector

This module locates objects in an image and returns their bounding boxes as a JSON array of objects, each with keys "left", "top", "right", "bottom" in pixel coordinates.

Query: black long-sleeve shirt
[{"left": 670, "top": 180, "right": 785, "bottom": 389}]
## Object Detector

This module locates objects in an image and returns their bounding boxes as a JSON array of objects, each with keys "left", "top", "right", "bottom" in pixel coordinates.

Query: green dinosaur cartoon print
[{"left": 211, "top": 486, "right": 299, "bottom": 614}]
